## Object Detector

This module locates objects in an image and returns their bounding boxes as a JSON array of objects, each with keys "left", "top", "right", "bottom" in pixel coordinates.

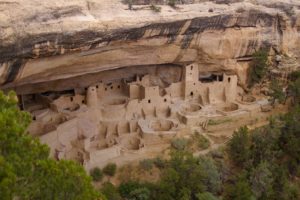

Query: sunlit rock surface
[{"left": 0, "top": 0, "right": 299, "bottom": 94}]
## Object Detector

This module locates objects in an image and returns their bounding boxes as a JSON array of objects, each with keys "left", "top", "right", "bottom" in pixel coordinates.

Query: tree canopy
[{"left": 0, "top": 91, "right": 99, "bottom": 200}]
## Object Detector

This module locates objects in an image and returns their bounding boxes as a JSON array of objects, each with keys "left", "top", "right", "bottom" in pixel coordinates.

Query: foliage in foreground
[{"left": 0, "top": 91, "right": 99, "bottom": 200}]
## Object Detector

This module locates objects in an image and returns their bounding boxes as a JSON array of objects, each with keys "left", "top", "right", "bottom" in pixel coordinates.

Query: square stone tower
[{"left": 183, "top": 63, "right": 199, "bottom": 99}]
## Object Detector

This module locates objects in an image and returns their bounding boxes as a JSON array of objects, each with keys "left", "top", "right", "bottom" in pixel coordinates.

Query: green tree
[
  {"left": 289, "top": 78, "right": 300, "bottom": 105},
  {"left": 250, "top": 161, "right": 274, "bottom": 199},
  {"left": 119, "top": 181, "right": 143, "bottom": 198},
  {"left": 269, "top": 79, "right": 285, "bottom": 106},
  {"left": 196, "top": 192, "right": 219, "bottom": 200},
  {"left": 101, "top": 182, "right": 122, "bottom": 200},
  {"left": 157, "top": 151, "right": 206, "bottom": 200},
  {"left": 279, "top": 106, "right": 300, "bottom": 172},
  {"left": 0, "top": 91, "right": 99, "bottom": 199},
  {"left": 198, "top": 156, "right": 221, "bottom": 194},
  {"left": 128, "top": 187, "right": 151, "bottom": 200},
  {"left": 249, "top": 49, "right": 268, "bottom": 86},
  {"left": 224, "top": 175, "right": 255, "bottom": 200},
  {"left": 227, "top": 126, "right": 251, "bottom": 167},
  {"left": 0, "top": 156, "right": 15, "bottom": 199},
  {"left": 31, "top": 159, "right": 98, "bottom": 200}
]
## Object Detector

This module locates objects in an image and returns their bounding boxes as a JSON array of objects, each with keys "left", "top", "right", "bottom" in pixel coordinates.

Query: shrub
[
  {"left": 168, "top": 0, "right": 176, "bottom": 7},
  {"left": 193, "top": 132, "right": 210, "bottom": 150},
  {"left": 249, "top": 49, "right": 268, "bottom": 86},
  {"left": 198, "top": 156, "right": 221, "bottom": 194},
  {"left": 103, "top": 163, "right": 117, "bottom": 177},
  {"left": 119, "top": 181, "right": 142, "bottom": 198},
  {"left": 227, "top": 126, "right": 251, "bottom": 167},
  {"left": 269, "top": 79, "right": 285, "bottom": 105},
  {"left": 153, "top": 156, "right": 166, "bottom": 169},
  {"left": 90, "top": 167, "right": 103, "bottom": 182},
  {"left": 139, "top": 159, "right": 154, "bottom": 171},
  {"left": 196, "top": 192, "right": 219, "bottom": 200},
  {"left": 171, "top": 138, "right": 189, "bottom": 150},
  {"left": 150, "top": 4, "right": 161, "bottom": 12},
  {"left": 101, "top": 182, "right": 122, "bottom": 200},
  {"left": 128, "top": 187, "right": 151, "bottom": 200}
]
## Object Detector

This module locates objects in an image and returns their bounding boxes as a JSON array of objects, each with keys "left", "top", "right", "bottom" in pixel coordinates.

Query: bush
[
  {"left": 119, "top": 181, "right": 143, "bottom": 198},
  {"left": 168, "top": 0, "right": 176, "bottom": 7},
  {"left": 196, "top": 192, "right": 219, "bottom": 200},
  {"left": 128, "top": 187, "right": 151, "bottom": 200},
  {"left": 90, "top": 167, "right": 103, "bottom": 182},
  {"left": 249, "top": 49, "right": 268, "bottom": 86},
  {"left": 198, "top": 156, "right": 221, "bottom": 194},
  {"left": 150, "top": 4, "right": 161, "bottom": 12},
  {"left": 193, "top": 132, "right": 210, "bottom": 150},
  {"left": 171, "top": 138, "right": 189, "bottom": 150},
  {"left": 103, "top": 163, "right": 117, "bottom": 177},
  {"left": 153, "top": 157, "right": 166, "bottom": 169},
  {"left": 227, "top": 126, "right": 251, "bottom": 167},
  {"left": 139, "top": 159, "right": 154, "bottom": 171},
  {"left": 101, "top": 182, "right": 122, "bottom": 200},
  {"left": 269, "top": 79, "right": 285, "bottom": 105}
]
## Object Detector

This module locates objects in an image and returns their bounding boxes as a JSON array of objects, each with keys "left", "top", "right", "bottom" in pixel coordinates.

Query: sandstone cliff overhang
[{"left": 0, "top": 0, "right": 299, "bottom": 94}]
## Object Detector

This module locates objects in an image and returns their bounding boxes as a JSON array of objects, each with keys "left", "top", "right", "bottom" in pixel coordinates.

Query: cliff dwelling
[
  {"left": 16, "top": 63, "right": 272, "bottom": 169},
  {"left": 1, "top": 0, "right": 299, "bottom": 171}
]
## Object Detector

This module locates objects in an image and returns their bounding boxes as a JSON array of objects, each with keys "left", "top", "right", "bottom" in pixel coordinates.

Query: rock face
[{"left": 0, "top": 0, "right": 300, "bottom": 94}]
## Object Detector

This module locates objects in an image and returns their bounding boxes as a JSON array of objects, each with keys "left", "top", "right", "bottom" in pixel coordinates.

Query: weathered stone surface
[{"left": 0, "top": 0, "right": 299, "bottom": 94}]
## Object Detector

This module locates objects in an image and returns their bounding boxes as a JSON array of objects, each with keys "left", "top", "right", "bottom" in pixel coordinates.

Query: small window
[
  {"left": 33, "top": 116, "right": 36, "bottom": 121},
  {"left": 96, "top": 85, "right": 99, "bottom": 89},
  {"left": 84, "top": 88, "right": 87, "bottom": 91},
  {"left": 190, "top": 92, "right": 194, "bottom": 96},
  {"left": 82, "top": 100, "right": 85, "bottom": 104},
  {"left": 92, "top": 88, "right": 95, "bottom": 91},
  {"left": 164, "top": 98, "right": 167, "bottom": 102},
  {"left": 118, "top": 85, "right": 121, "bottom": 89},
  {"left": 105, "top": 88, "right": 107, "bottom": 91},
  {"left": 228, "top": 77, "right": 231, "bottom": 82},
  {"left": 111, "top": 86, "right": 113, "bottom": 90},
  {"left": 148, "top": 99, "right": 151, "bottom": 103},
  {"left": 191, "top": 65, "right": 193, "bottom": 70},
  {"left": 70, "top": 97, "right": 73, "bottom": 102},
  {"left": 193, "top": 83, "right": 196, "bottom": 85}
]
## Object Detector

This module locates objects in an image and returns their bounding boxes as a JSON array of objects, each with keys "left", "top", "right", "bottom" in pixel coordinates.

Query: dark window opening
[
  {"left": 105, "top": 88, "right": 107, "bottom": 91},
  {"left": 33, "top": 116, "right": 36, "bottom": 121},
  {"left": 218, "top": 75, "right": 223, "bottom": 82},
  {"left": 118, "top": 85, "right": 121, "bottom": 89},
  {"left": 82, "top": 100, "right": 85, "bottom": 104},
  {"left": 199, "top": 74, "right": 223, "bottom": 83},
  {"left": 191, "top": 65, "right": 193, "bottom": 70},
  {"left": 148, "top": 99, "right": 151, "bottom": 103},
  {"left": 96, "top": 85, "right": 99, "bottom": 89},
  {"left": 111, "top": 86, "right": 113, "bottom": 89},
  {"left": 228, "top": 77, "right": 231, "bottom": 82},
  {"left": 70, "top": 97, "right": 73, "bottom": 102},
  {"left": 84, "top": 88, "right": 87, "bottom": 91},
  {"left": 164, "top": 98, "right": 167, "bottom": 102},
  {"left": 190, "top": 92, "right": 194, "bottom": 96}
]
